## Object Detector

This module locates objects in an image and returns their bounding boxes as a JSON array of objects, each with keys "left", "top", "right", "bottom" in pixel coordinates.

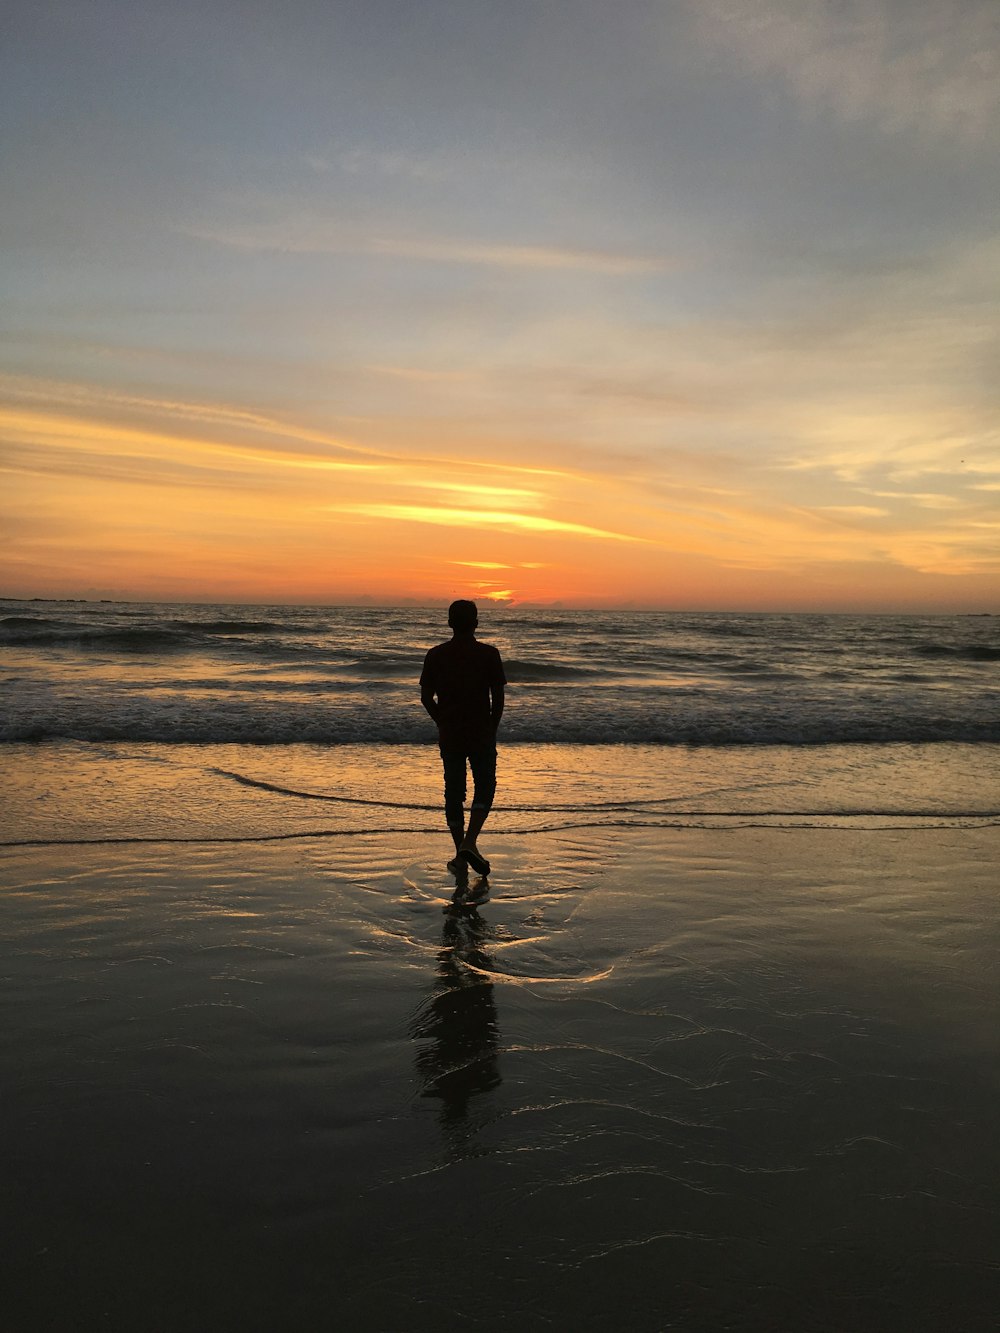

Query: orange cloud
[{"left": 339, "top": 503, "right": 647, "bottom": 543}]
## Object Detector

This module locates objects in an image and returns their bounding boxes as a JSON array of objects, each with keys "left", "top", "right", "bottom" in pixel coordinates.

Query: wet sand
[{"left": 4, "top": 823, "right": 1000, "bottom": 1331}]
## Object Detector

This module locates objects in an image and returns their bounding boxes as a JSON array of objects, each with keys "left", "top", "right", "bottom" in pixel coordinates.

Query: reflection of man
[
  {"left": 420, "top": 599, "right": 506, "bottom": 876},
  {"left": 411, "top": 903, "right": 501, "bottom": 1145}
]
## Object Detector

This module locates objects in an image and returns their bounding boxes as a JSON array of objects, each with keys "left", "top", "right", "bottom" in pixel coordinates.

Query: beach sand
[{"left": 5, "top": 815, "right": 1000, "bottom": 1331}]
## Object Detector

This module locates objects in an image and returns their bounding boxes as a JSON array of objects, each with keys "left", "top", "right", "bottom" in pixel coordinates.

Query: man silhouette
[{"left": 420, "top": 600, "right": 506, "bottom": 877}]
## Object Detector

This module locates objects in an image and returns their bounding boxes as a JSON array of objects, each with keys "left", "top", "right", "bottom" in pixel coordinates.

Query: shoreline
[{"left": 4, "top": 740, "right": 998, "bottom": 851}]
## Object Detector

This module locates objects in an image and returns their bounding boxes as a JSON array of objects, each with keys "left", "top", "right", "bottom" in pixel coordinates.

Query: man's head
[{"left": 448, "top": 599, "right": 478, "bottom": 633}]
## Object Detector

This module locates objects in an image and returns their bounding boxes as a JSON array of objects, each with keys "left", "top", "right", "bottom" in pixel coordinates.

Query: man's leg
[
  {"left": 460, "top": 746, "right": 497, "bottom": 870},
  {"left": 440, "top": 747, "right": 467, "bottom": 857}
]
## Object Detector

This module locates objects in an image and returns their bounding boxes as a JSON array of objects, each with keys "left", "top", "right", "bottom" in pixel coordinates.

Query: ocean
[
  {"left": 4, "top": 600, "right": 1000, "bottom": 1329},
  {"left": 4, "top": 599, "right": 999, "bottom": 747}
]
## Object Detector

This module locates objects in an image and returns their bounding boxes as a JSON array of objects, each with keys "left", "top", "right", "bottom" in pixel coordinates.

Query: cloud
[
  {"left": 404, "top": 480, "right": 544, "bottom": 504},
  {"left": 368, "top": 365, "right": 475, "bottom": 384},
  {"left": 0, "top": 374, "right": 385, "bottom": 465},
  {"left": 818, "top": 505, "right": 890, "bottom": 519},
  {"left": 450, "top": 561, "right": 553, "bottom": 571},
  {"left": 869, "top": 491, "right": 966, "bottom": 509},
  {"left": 184, "top": 216, "right": 665, "bottom": 274},
  {"left": 691, "top": 0, "right": 1000, "bottom": 143},
  {"left": 0, "top": 439, "right": 278, "bottom": 493},
  {"left": 0, "top": 406, "right": 384, "bottom": 481},
  {"left": 0, "top": 375, "right": 582, "bottom": 483},
  {"left": 450, "top": 561, "right": 512, "bottom": 570},
  {"left": 302, "top": 147, "right": 449, "bottom": 182},
  {"left": 337, "top": 504, "right": 646, "bottom": 543}
]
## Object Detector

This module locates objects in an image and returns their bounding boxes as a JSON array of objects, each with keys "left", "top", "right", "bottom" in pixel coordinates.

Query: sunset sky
[{"left": 3, "top": 0, "right": 998, "bottom": 610}]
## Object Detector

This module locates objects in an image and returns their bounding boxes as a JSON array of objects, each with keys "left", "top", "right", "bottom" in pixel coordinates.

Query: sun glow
[{"left": 2, "top": 372, "right": 997, "bottom": 610}]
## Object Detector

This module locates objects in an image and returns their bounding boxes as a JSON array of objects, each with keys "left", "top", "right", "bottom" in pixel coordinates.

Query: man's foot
[{"left": 460, "top": 846, "right": 491, "bottom": 877}]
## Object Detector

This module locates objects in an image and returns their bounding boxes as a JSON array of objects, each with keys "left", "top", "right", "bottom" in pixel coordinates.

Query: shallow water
[
  {"left": 4, "top": 740, "right": 999, "bottom": 847},
  {"left": 4, "top": 810, "right": 1000, "bottom": 1330}
]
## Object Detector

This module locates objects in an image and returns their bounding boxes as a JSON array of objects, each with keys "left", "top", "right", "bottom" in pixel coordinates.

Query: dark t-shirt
[{"left": 421, "top": 636, "right": 507, "bottom": 748}]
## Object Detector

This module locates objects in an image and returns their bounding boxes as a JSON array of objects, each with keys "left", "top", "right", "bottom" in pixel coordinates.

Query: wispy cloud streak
[
  {"left": 184, "top": 219, "right": 666, "bottom": 274},
  {"left": 339, "top": 504, "right": 646, "bottom": 542}
]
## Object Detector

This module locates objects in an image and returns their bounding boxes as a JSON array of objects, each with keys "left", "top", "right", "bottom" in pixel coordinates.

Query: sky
[{"left": 2, "top": 0, "right": 999, "bottom": 611}]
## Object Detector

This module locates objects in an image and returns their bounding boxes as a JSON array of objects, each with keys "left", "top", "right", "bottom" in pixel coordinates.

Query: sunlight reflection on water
[{"left": 4, "top": 740, "right": 998, "bottom": 847}]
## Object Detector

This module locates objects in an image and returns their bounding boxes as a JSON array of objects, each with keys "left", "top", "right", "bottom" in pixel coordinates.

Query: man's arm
[
  {"left": 490, "top": 682, "right": 505, "bottom": 733},
  {"left": 420, "top": 661, "right": 440, "bottom": 724},
  {"left": 421, "top": 682, "right": 440, "bottom": 724}
]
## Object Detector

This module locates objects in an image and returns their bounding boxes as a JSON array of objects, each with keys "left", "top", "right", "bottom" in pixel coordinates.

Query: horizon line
[{"left": 1, "top": 594, "right": 994, "bottom": 617}]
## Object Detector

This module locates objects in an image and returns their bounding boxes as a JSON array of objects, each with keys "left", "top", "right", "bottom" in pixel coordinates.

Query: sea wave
[
  {"left": 167, "top": 618, "right": 294, "bottom": 635},
  {"left": 4, "top": 712, "right": 999, "bottom": 745},
  {"left": 202, "top": 767, "right": 1000, "bottom": 818},
  {"left": 501, "top": 658, "right": 597, "bottom": 681},
  {"left": 914, "top": 644, "right": 1000, "bottom": 662},
  {"left": 6, "top": 810, "right": 999, "bottom": 848},
  {"left": 0, "top": 626, "right": 195, "bottom": 651}
]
